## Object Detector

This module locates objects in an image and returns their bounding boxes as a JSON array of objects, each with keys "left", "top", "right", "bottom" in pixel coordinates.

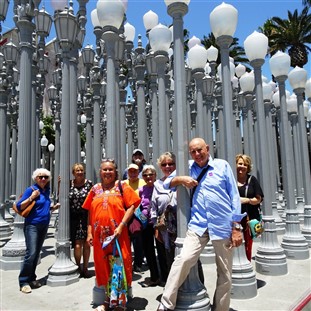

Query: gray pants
[{"left": 161, "top": 229, "right": 233, "bottom": 311}]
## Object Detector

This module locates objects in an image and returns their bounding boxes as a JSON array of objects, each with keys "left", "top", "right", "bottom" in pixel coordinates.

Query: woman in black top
[
  {"left": 236, "top": 154, "right": 264, "bottom": 261},
  {"left": 69, "top": 163, "right": 93, "bottom": 277}
]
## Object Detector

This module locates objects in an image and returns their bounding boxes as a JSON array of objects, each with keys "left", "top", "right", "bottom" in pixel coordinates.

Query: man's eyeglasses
[
  {"left": 161, "top": 163, "right": 175, "bottom": 167},
  {"left": 38, "top": 176, "right": 49, "bottom": 180},
  {"left": 143, "top": 173, "right": 155, "bottom": 177}
]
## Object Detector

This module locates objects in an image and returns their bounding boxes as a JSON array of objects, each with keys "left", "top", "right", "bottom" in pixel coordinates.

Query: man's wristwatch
[{"left": 233, "top": 223, "right": 243, "bottom": 231}]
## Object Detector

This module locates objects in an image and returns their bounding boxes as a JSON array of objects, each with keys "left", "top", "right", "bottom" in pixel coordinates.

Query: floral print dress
[{"left": 69, "top": 179, "right": 93, "bottom": 244}]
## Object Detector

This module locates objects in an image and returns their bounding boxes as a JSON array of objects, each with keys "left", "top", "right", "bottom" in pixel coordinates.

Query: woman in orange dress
[{"left": 83, "top": 159, "right": 140, "bottom": 311}]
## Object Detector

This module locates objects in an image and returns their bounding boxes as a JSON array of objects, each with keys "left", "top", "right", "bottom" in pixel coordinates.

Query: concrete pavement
[{"left": 0, "top": 224, "right": 310, "bottom": 311}]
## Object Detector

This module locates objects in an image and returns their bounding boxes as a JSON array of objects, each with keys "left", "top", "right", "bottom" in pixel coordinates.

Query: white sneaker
[{"left": 20, "top": 285, "right": 32, "bottom": 294}]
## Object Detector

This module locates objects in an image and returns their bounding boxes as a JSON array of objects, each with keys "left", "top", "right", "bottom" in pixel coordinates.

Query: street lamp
[
  {"left": 40, "top": 135, "right": 48, "bottom": 169},
  {"left": 149, "top": 23, "right": 172, "bottom": 155},
  {"left": 96, "top": 0, "right": 126, "bottom": 159},
  {"left": 288, "top": 66, "right": 311, "bottom": 246},
  {"left": 269, "top": 51, "right": 309, "bottom": 260},
  {"left": 244, "top": 31, "right": 289, "bottom": 274},
  {"left": 47, "top": 3, "right": 80, "bottom": 286},
  {"left": 210, "top": 2, "right": 238, "bottom": 171}
]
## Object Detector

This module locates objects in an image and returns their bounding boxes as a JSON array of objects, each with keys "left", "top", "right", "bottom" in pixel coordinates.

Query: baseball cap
[
  {"left": 132, "top": 149, "right": 144, "bottom": 156},
  {"left": 128, "top": 163, "right": 139, "bottom": 170}
]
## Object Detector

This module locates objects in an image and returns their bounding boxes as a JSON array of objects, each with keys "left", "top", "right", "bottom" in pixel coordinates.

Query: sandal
[{"left": 20, "top": 285, "right": 32, "bottom": 294}]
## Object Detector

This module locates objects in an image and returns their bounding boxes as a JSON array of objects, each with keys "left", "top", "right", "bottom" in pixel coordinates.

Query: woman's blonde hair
[
  {"left": 235, "top": 154, "right": 252, "bottom": 173},
  {"left": 157, "top": 151, "right": 176, "bottom": 167},
  {"left": 72, "top": 163, "right": 85, "bottom": 174}
]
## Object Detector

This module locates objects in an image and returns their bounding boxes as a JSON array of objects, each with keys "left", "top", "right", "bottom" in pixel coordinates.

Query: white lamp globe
[
  {"left": 239, "top": 72, "right": 255, "bottom": 93},
  {"left": 91, "top": 9, "right": 101, "bottom": 28},
  {"left": 210, "top": 2, "right": 238, "bottom": 38},
  {"left": 288, "top": 66, "right": 307, "bottom": 90},
  {"left": 188, "top": 36, "right": 201, "bottom": 49},
  {"left": 143, "top": 10, "right": 158, "bottom": 31},
  {"left": 269, "top": 51, "right": 291, "bottom": 77},
  {"left": 188, "top": 44, "right": 208, "bottom": 70},
  {"left": 96, "top": 0, "right": 126, "bottom": 29},
  {"left": 244, "top": 31, "right": 268, "bottom": 61},
  {"left": 272, "top": 91, "right": 280, "bottom": 108},
  {"left": 206, "top": 45, "right": 218, "bottom": 62},
  {"left": 149, "top": 24, "right": 172, "bottom": 52},
  {"left": 124, "top": 22, "right": 135, "bottom": 42},
  {"left": 303, "top": 100, "right": 310, "bottom": 118},
  {"left": 287, "top": 94, "right": 297, "bottom": 113},
  {"left": 262, "top": 82, "right": 273, "bottom": 101},
  {"left": 235, "top": 63, "right": 246, "bottom": 78}
]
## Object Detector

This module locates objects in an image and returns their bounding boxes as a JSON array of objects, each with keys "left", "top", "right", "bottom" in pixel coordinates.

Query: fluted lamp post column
[
  {"left": 149, "top": 23, "right": 172, "bottom": 156},
  {"left": 165, "top": 1, "right": 211, "bottom": 310},
  {"left": 47, "top": 3, "right": 80, "bottom": 286},
  {"left": 244, "top": 32, "right": 289, "bottom": 274},
  {"left": 288, "top": 67, "right": 311, "bottom": 247},
  {"left": 188, "top": 44, "right": 208, "bottom": 139},
  {"left": 210, "top": 2, "right": 237, "bottom": 171},
  {"left": 269, "top": 51, "right": 309, "bottom": 260},
  {"left": 1, "top": 2, "right": 36, "bottom": 269},
  {"left": 95, "top": 0, "right": 126, "bottom": 158}
]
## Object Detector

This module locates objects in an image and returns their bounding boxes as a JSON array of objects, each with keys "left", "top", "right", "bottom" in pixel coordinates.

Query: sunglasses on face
[
  {"left": 143, "top": 173, "right": 155, "bottom": 177},
  {"left": 38, "top": 176, "right": 49, "bottom": 180},
  {"left": 161, "top": 163, "right": 175, "bottom": 167}
]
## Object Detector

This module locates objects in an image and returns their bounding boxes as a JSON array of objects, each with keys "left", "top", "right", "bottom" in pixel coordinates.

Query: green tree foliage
[{"left": 259, "top": 7, "right": 311, "bottom": 68}]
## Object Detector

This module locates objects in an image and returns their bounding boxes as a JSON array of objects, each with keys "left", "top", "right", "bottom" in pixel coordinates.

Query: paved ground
[{"left": 0, "top": 223, "right": 310, "bottom": 311}]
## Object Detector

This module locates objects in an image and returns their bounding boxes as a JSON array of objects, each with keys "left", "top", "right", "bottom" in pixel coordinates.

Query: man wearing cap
[
  {"left": 122, "top": 149, "right": 147, "bottom": 180},
  {"left": 124, "top": 163, "right": 146, "bottom": 273}
]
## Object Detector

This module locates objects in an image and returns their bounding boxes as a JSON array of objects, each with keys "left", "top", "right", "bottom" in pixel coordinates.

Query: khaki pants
[{"left": 161, "top": 229, "right": 233, "bottom": 311}]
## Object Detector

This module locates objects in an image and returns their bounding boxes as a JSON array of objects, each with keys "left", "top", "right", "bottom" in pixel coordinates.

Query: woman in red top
[{"left": 83, "top": 159, "right": 140, "bottom": 310}]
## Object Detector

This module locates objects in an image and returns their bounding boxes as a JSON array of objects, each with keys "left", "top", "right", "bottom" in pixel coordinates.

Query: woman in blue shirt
[{"left": 16, "top": 168, "right": 60, "bottom": 294}]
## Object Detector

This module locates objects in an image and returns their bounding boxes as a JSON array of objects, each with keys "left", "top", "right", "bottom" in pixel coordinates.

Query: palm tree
[
  {"left": 201, "top": 32, "right": 249, "bottom": 69},
  {"left": 260, "top": 7, "right": 311, "bottom": 68},
  {"left": 302, "top": 0, "right": 310, "bottom": 7}
]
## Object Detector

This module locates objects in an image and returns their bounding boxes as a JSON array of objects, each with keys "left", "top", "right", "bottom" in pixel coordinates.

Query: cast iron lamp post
[
  {"left": 47, "top": 3, "right": 80, "bottom": 286},
  {"left": 95, "top": 0, "right": 126, "bottom": 159},
  {"left": 269, "top": 51, "right": 309, "bottom": 260},
  {"left": 165, "top": 1, "right": 211, "bottom": 310},
  {"left": 244, "top": 31, "right": 288, "bottom": 274},
  {"left": 149, "top": 23, "right": 172, "bottom": 155},
  {"left": 188, "top": 44, "right": 208, "bottom": 138},
  {"left": 1, "top": 0, "right": 39, "bottom": 270},
  {"left": 288, "top": 67, "right": 311, "bottom": 246},
  {"left": 210, "top": 2, "right": 237, "bottom": 171},
  {"left": 40, "top": 134, "right": 48, "bottom": 169}
]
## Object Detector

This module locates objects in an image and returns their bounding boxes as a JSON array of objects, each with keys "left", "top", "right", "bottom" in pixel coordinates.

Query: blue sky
[{"left": 2, "top": 0, "right": 308, "bottom": 85}]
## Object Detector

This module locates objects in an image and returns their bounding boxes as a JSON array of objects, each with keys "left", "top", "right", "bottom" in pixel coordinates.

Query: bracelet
[{"left": 121, "top": 221, "right": 127, "bottom": 227}]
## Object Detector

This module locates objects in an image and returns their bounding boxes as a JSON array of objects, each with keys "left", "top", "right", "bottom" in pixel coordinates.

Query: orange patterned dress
[{"left": 83, "top": 180, "right": 140, "bottom": 287}]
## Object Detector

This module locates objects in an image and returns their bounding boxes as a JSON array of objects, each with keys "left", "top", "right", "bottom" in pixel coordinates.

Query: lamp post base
[{"left": 301, "top": 205, "right": 311, "bottom": 247}]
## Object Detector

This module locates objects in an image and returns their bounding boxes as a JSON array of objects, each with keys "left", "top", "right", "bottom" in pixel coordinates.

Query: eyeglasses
[
  {"left": 143, "top": 173, "right": 154, "bottom": 177},
  {"left": 161, "top": 163, "right": 175, "bottom": 167},
  {"left": 38, "top": 176, "right": 49, "bottom": 180}
]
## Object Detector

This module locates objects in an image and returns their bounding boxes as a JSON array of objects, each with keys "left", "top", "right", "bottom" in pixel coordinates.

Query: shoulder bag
[{"left": 12, "top": 186, "right": 36, "bottom": 218}]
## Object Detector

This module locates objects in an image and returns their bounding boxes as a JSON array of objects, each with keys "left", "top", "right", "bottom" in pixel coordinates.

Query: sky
[{"left": 1, "top": 0, "right": 309, "bottom": 90}]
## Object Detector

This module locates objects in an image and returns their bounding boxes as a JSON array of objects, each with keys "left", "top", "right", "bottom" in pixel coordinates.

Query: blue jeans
[{"left": 19, "top": 223, "right": 49, "bottom": 287}]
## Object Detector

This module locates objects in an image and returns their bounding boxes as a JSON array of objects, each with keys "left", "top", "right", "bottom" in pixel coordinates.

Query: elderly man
[{"left": 157, "top": 137, "right": 245, "bottom": 311}]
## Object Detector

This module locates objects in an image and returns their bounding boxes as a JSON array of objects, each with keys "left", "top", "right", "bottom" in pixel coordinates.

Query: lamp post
[
  {"left": 96, "top": 0, "right": 125, "bottom": 159},
  {"left": 149, "top": 23, "right": 172, "bottom": 155},
  {"left": 288, "top": 66, "right": 311, "bottom": 246},
  {"left": 47, "top": 3, "right": 80, "bottom": 286},
  {"left": 210, "top": 2, "right": 237, "bottom": 171},
  {"left": 188, "top": 44, "right": 208, "bottom": 138},
  {"left": 269, "top": 51, "right": 309, "bottom": 260},
  {"left": 244, "top": 32, "right": 288, "bottom": 274},
  {"left": 48, "top": 143, "right": 55, "bottom": 195},
  {"left": 1, "top": 0, "right": 38, "bottom": 270},
  {"left": 165, "top": 1, "right": 211, "bottom": 310}
]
